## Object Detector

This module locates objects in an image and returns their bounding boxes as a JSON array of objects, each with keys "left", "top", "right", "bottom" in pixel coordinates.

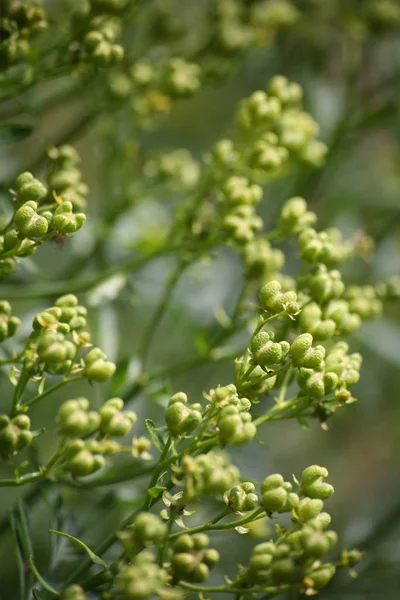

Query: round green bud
[
  {"left": 14, "top": 201, "right": 49, "bottom": 238},
  {"left": 15, "top": 172, "right": 47, "bottom": 202},
  {"left": 58, "top": 398, "right": 100, "bottom": 437},
  {"left": 165, "top": 393, "right": 202, "bottom": 437},
  {"left": 301, "top": 528, "right": 338, "bottom": 558},
  {"left": 224, "top": 482, "right": 258, "bottom": 512},
  {"left": 84, "top": 348, "right": 116, "bottom": 381},
  {"left": 300, "top": 465, "right": 334, "bottom": 499},
  {"left": 306, "top": 564, "right": 336, "bottom": 589},
  {"left": 99, "top": 397, "right": 137, "bottom": 437},
  {"left": 54, "top": 202, "right": 86, "bottom": 234},
  {"left": 61, "top": 585, "right": 87, "bottom": 600},
  {"left": 271, "top": 558, "right": 302, "bottom": 584},
  {"left": 341, "top": 547, "right": 363, "bottom": 567},
  {"left": 218, "top": 405, "right": 256, "bottom": 446},
  {"left": 290, "top": 334, "right": 326, "bottom": 369},
  {"left": 250, "top": 331, "right": 289, "bottom": 367},
  {"left": 114, "top": 554, "right": 168, "bottom": 600},
  {"left": 296, "top": 498, "right": 324, "bottom": 523},
  {"left": 261, "top": 474, "right": 299, "bottom": 513},
  {"left": 119, "top": 512, "right": 167, "bottom": 552},
  {"left": 268, "top": 75, "right": 303, "bottom": 106}
]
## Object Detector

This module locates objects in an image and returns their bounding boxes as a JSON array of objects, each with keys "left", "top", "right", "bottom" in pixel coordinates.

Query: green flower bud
[
  {"left": 236, "top": 363, "right": 277, "bottom": 397},
  {"left": 57, "top": 398, "right": 100, "bottom": 437},
  {"left": 99, "top": 397, "right": 137, "bottom": 436},
  {"left": 64, "top": 439, "right": 105, "bottom": 476},
  {"left": 223, "top": 205, "right": 263, "bottom": 245},
  {"left": 218, "top": 405, "right": 256, "bottom": 446},
  {"left": 300, "top": 465, "right": 334, "bottom": 499},
  {"left": 14, "top": 201, "right": 49, "bottom": 238},
  {"left": 224, "top": 482, "right": 258, "bottom": 512},
  {"left": 84, "top": 347, "right": 116, "bottom": 381},
  {"left": 163, "top": 58, "right": 201, "bottom": 97},
  {"left": 259, "top": 280, "right": 299, "bottom": 315},
  {"left": 325, "top": 342, "right": 362, "bottom": 387},
  {"left": 301, "top": 527, "right": 338, "bottom": 558},
  {"left": 61, "top": 585, "right": 87, "bottom": 600},
  {"left": 305, "top": 564, "right": 336, "bottom": 590},
  {"left": 298, "top": 228, "right": 353, "bottom": 266},
  {"left": 341, "top": 547, "right": 363, "bottom": 567},
  {"left": 0, "top": 414, "right": 32, "bottom": 455},
  {"left": 181, "top": 451, "right": 240, "bottom": 499},
  {"left": 271, "top": 558, "right": 303, "bottom": 584},
  {"left": 249, "top": 139, "right": 289, "bottom": 172},
  {"left": 324, "top": 299, "right": 362, "bottom": 334},
  {"left": 15, "top": 172, "right": 47, "bottom": 203},
  {"left": 248, "top": 542, "right": 276, "bottom": 582},
  {"left": 238, "top": 91, "right": 281, "bottom": 130},
  {"left": 211, "top": 138, "right": 239, "bottom": 168},
  {"left": 171, "top": 533, "right": 219, "bottom": 583},
  {"left": 115, "top": 553, "right": 168, "bottom": 600},
  {"left": 261, "top": 474, "right": 299, "bottom": 513},
  {"left": 279, "top": 196, "right": 316, "bottom": 235},
  {"left": 295, "top": 497, "right": 324, "bottom": 523},
  {"left": 244, "top": 238, "right": 285, "bottom": 280},
  {"left": 219, "top": 176, "right": 263, "bottom": 207},
  {"left": 268, "top": 75, "right": 303, "bottom": 106},
  {"left": 166, "top": 392, "right": 202, "bottom": 436},
  {"left": 297, "top": 368, "right": 338, "bottom": 399},
  {"left": 250, "top": 331, "right": 290, "bottom": 367},
  {"left": 307, "top": 265, "right": 345, "bottom": 303},
  {"left": 54, "top": 201, "right": 86, "bottom": 234},
  {"left": 345, "top": 285, "right": 383, "bottom": 319},
  {"left": 299, "top": 303, "right": 336, "bottom": 341},
  {"left": 290, "top": 333, "right": 325, "bottom": 369},
  {"left": 118, "top": 512, "right": 167, "bottom": 553},
  {"left": 3, "top": 229, "right": 21, "bottom": 252}
]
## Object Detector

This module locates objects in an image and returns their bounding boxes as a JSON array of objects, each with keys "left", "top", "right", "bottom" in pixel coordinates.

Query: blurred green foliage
[{"left": 1, "top": 0, "right": 400, "bottom": 598}]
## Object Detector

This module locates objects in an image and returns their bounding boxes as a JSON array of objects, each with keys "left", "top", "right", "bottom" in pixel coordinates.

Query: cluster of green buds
[
  {"left": 143, "top": 149, "right": 200, "bottom": 190},
  {"left": 61, "top": 585, "right": 87, "bottom": 600},
  {"left": 236, "top": 76, "right": 327, "bottom": 176},
  {"left": 109, "top": 55, "right": 202, "bottom": 127},
  {"left": 212, "top": 0, "right": 299, "bottom": 54},
  {"left": 224, "top": 482, "right": 259, "bottom": 513},
  {"left": 0, "top": 414, "right": 33, "bottom": 456},
  {"left": 63, "top": 438, "right": 105, "bottom": 477},
  {"left": 0, "top": 300, "right": 20, "bottom": 341},
  {"left": 179, "top": 450, "right": 240, "bottom": 500},
  {"left": 218, "top": 176, "right": 263, "bottom": 246},
  {"left": 114, "top": 553, "right": 168, "bottom": 600},
  {"left": 23, "top": 294, "right": 91, "bottom": 376},
  {"left": 243, "top": 465, "right": 358, "bottom": 595},
  {"left": 58, "top": 396, "right": 135, "bottom": 446},
  {"left": 0, "top": 161, "right": 86, "bottom": 277},
  {"left": 118, "top": 512, "right": 167, "bottom": 554},
  {"left": 83, "top": 16, "right": 124, "bottom": 66},
  {"left": 47, "top": 145, "right": 89, "bottom": 210},
  {"left": 170, "top": 533, "right": 220, "bottom": 583},
  {"left": 165, "top": 392, "right": 202, "bottom": 437},
  {"left": 204, "top": 383, "right": 257, "bottom": 445},
  {"left": 0, "top": 0, "right": 47, "bottom": 68}
]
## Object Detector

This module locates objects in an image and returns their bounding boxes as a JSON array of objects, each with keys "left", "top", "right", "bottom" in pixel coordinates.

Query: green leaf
[
  {"left": 29, "top": 556, "right": 60, "bottom": 596},
  {"left": 0, "top": 124, "right": 33, "bottom": 143},
  {"left": 111, "top": 357, "right": 140, "bottom": 396},
  {"left": 148, "top": 485, "right": 167, "bottom": 498},
  {"left": 145, "top": 419, "right": 165, "bottom": 452},
  {"left": 10, "top": 513, "right": 26, "bottom": 600},
  {"left": 49, "top": 530, "right": 107, "bottom": 568},
  {"left": 37, "top": 377, "right": 46, "bottom": 396}
]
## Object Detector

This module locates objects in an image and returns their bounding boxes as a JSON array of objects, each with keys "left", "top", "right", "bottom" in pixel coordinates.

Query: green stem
[
  {"left": 26, "top": 374, "right": 86, "bottom": 409},
  {"left": 178, "top": 581, "right": 276, "bottom": 595},
  {"left": 169, "top": 507, "right": 264, "bottom": 540},
  {"left": 11, "top": 371, "right": 29, "bottom": 416},
  {"left": 139, "top": 258, "right": 188, "bottom": 370},
  {"left": 253, "top": 395, "right": 308, "bottom": 427}
]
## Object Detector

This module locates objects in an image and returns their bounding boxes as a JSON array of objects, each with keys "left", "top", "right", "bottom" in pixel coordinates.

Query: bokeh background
[{"left": 1, "top": 1, "right": 400, "bottom": 598}]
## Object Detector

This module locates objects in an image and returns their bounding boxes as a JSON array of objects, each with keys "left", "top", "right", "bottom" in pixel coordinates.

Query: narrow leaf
[
  {"left": 29, "top": 556, "right": 60, "bottom": 596},
  {"left": 49, "top": 530, "right": 107, "bottom": 568},
  {"left": 10, "top": 513, "right": 26, "bottom": 600},
  {"left": 148, "top": 486, "right": 166, "bottom": 499},
  {"left": 144, "top": 419, "right": 165, "bottom": 452}
]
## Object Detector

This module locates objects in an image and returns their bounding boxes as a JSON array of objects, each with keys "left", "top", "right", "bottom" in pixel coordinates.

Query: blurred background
[{"left": 1, "top": 0, "right": 400, "bottom": 598}]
